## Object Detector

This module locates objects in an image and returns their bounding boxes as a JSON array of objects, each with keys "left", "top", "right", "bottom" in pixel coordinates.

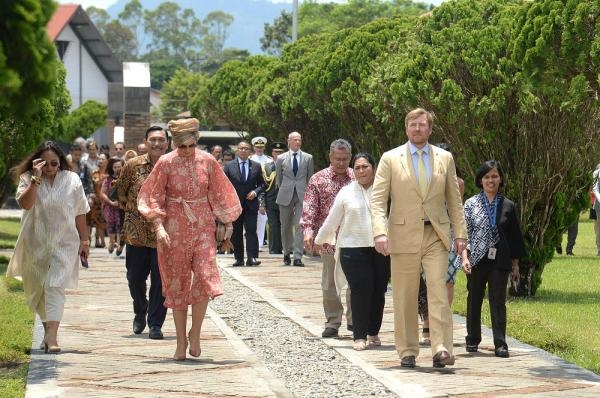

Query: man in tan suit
[{"left": 371, "top": 108, "right": 467, "bottom": 368}]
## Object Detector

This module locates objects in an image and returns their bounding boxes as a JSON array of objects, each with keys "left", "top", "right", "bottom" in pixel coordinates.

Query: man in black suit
[{"left": 224, "top": 140, "right": 266, "bottom": 266}]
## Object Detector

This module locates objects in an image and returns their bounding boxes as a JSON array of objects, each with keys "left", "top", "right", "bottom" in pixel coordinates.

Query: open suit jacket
[
  {"left": 224, "top": 158, "right": 265, "bottom": 211},
  {"left": 275, "top": 150, "right": 314, "bottom": 206},
  {"left": 371, "top": 143, "right": 467, "bottom": 253}
]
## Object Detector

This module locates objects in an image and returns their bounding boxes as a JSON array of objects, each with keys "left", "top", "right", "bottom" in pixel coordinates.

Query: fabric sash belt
[{"left": 167, "top": 196, "right": 207, "bottom": 223}]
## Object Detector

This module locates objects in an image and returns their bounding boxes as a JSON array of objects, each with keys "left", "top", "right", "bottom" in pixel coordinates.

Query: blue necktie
[
  {"left": 292, "top": 153, "right": 298, "bottom": 176},
  {"left": 241, "top": 161, "right": 247, "bottom": 182}
]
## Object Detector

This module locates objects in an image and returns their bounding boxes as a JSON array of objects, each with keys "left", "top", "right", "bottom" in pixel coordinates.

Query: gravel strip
[{"left": 209, "top": 272, "right": 397, "bottom": 398}]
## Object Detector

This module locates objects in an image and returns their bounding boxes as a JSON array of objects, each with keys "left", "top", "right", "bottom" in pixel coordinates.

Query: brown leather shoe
[
  {"left": 400, "top": 355, "right": 416, "bottom": 368},
  {"left": 432, "top": 350, "right": 455, "bottom": 368}
]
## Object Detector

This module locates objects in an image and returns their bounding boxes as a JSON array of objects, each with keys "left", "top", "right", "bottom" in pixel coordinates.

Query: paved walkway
[{"left": 5, "top": 240, "right": 599, "bottom": 397}]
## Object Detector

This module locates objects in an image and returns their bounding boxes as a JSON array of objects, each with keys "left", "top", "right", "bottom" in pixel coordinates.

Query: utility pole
[{"left": 292, "top": 0, "right": 298, "bottom": 42}]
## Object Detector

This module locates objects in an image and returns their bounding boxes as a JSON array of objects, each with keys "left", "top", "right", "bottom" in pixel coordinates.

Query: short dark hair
[
  {"left": 475, "top": 160, "right": 505, "bottom": 189},
  {"left": 351, "top": 152, "right": 376, "bottom": 169},
  {"left": 145, "top": 125, "right": 167, "bottom": 140}
]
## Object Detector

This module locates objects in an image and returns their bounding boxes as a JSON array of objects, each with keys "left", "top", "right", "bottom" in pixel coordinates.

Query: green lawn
[
  {"left": 0, "top": 219, "right": 20, "bottom": 249},
  {"left": 0, "top": 256, "right": 33, "bottom": 398},
  {"left": 452, "top": 217, "right": 600, "bottom": 373},
  {"left": 0, "top": 218, "right": 32, "bottom": 397}
]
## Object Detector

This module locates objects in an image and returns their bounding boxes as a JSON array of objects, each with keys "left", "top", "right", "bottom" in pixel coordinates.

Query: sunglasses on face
[
  {"left": 178, "top": 143, "right": 196, "bottom": 149},
  {"left": 43, "top": 161, "right": 60, "bottom": 167}
]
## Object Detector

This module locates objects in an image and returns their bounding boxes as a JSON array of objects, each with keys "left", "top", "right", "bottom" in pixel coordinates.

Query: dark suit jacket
[
  {"left": 224, "top": 158, "right": 265, "bottom": 212},
  {"left": 490, "top": 196, "right": 527, "bottom": 271}
]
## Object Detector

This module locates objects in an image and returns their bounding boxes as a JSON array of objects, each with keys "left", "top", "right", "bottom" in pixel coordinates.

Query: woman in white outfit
[
  {"left": 315, "top": 153, "right": 391, "bottom": 351},
  {"left": 7, "top": 141, "right": 90, "bottom": 353}
]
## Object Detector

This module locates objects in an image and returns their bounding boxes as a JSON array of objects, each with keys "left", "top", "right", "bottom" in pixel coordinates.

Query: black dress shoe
[
  {"left": 466, "top": 344, "right": 478, "bottom": 353},
  {"left": 293, "top": 259, "right": 304, "bottom": 267},
  {"left": 321, "top": 327, "right": 339, "bottom": 338},
  {"left": 495, "top": 347, "right": 509, "bottom": 358},
  {"left": 148, "top": 327, "right": 164, "bottom": 340},
  {"left": 246, "top": 258, "right": 261, "bottom": 266},
  {"left": 232, "top": 260, "right": 244, "bottom": 267},
  {"left": 401, "top": 355, "right": 416, "bottom": 368},
  {"left": 433, "top": 350, "right": 455, "bottom": 368},
  {"left": 133, "top": 314, "right": 146, "bottom": 334},
  {"left": 283, "top": 254, "right": 291, "bottom": 265}
]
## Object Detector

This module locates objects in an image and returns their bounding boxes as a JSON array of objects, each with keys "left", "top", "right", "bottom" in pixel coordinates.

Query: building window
[{"left": 55, "top": 41, "right": 70, "bottom": 60}]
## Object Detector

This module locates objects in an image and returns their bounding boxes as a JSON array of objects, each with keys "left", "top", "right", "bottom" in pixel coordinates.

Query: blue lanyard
[{"left": 482, "top": 192, "right": 498, "bottom": 229}]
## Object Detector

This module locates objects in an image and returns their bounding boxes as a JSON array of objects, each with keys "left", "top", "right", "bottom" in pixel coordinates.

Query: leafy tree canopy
[{"left": 62, "top": 101, "right": 108, "bottom": 142}]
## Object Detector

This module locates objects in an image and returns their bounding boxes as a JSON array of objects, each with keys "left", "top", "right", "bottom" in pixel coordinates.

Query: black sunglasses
[
  {"left": 43, "top": 160, "right": 60, "bottom": 167},
  {"left": 178, "top": 143, "right": 196, "bottom": 149}
]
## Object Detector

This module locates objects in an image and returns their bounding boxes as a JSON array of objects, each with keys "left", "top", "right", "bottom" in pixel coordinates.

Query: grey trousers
[
  {"left": 279, "top": 191, "right": 304, "bottom": 260},
  {"left": 322, "top": 252, "right": 352, "bottom": 329}
]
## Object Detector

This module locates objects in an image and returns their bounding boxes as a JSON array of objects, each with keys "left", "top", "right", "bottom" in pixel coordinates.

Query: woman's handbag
[{"left": 215, "top": 222, "right": 226, "bottom": 242}]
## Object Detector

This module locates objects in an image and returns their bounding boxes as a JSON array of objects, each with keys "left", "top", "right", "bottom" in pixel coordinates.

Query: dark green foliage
[
  {"left": 191, "top": 0, "right": 600, "bottom": 295},
  {"left": 62, "top": 101, "right": 108, "bottom": 142}
]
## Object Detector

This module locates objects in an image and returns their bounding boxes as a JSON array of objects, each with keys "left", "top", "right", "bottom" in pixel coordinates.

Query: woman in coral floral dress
[{"left": 138, "top": 118, "right": 241, "bottom": 361}]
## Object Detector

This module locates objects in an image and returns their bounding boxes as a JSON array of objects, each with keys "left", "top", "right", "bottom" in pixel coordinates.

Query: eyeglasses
[
  {"left": 237, "top": 147, "right": 251, "bottom": 151},
  {"left": 43, "top": 161, "right": 60, "bottom": 167},
  {"left": 178, "top": 143, "right": 196, "bottom": 149}
]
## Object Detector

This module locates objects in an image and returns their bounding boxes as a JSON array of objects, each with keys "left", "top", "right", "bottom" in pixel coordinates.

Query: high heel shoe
[
  {"left": 44, "top": 342, "right": 61, "bottom": 353},
  {"left": 173, "top": 340, "right": 188, "bottom": 361},
  {"left": 188, "top": 332, "right": 201, "bottom": 358}
]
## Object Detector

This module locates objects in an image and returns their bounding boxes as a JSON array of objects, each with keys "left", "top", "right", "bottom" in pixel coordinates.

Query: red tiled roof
[{"left": 47, "top": 4, "right": 80, "bottom": 41}]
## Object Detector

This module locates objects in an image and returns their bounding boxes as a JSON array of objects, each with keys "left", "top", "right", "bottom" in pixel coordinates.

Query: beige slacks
[
  {"left": 322, "top": 252, "right": 352, "bottom": 329},
  {"left": 390, "top": 225, "right": 453, "bottom": 358}
]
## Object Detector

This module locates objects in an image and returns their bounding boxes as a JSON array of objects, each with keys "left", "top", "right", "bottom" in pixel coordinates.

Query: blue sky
[{"left": 60, "top": 0, "right": 445, "bottom": 10}]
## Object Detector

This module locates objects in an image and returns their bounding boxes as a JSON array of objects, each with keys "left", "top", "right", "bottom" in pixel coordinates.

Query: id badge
[{"left": 487, "top": 247, "right": 497, "bottom": 260}]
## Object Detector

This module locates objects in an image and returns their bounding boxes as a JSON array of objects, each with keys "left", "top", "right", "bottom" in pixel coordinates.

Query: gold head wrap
[{"left": 168, "top": 118, "right": 200, "bottom": 146}]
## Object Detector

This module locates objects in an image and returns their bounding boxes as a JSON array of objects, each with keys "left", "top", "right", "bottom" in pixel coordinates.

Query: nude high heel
[{"left": 188, "top": 332, "right": 201, "bottom": 358}]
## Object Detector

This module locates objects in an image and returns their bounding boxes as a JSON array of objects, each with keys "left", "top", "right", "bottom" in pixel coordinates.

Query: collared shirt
[
  {"left": 300, "top": 166, "right": 355, "bottom": 255},
  {"left": 115, "top": 154, "right": 158, "bottom": 248},
  {"left": 409, "top": 141, "right": 431, "bottom": 184}
]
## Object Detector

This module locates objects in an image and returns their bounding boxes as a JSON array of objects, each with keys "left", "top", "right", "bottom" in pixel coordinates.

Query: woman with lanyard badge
[{"left": 458, "top": 160, "right": 526, "bottom": 358}]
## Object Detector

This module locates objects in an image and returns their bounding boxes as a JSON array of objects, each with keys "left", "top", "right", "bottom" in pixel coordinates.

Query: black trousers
[
  {"left": 465, "top": 259, "right": 510, "bottom": 349},
  {"left": 266, "top": 204, "right": 282, "bottom": 254},
  {"left": 125, "top": 245, "right": 167, "bottom": 328},
  {"left": 232, "top": 208, "right": 259, "bottom": 262},
  {"left": 340, "top": 247, "right": 391, "bottom": 340}
]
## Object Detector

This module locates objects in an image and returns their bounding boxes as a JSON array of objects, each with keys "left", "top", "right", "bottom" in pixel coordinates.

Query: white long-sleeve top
[{"left": 315, "top": 181, "right": 375, "bottom": 248}]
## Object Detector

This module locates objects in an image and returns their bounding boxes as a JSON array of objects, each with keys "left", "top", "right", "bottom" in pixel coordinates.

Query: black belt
[{"left": 424, "top": 220, "right": 432, "bottom": 225}]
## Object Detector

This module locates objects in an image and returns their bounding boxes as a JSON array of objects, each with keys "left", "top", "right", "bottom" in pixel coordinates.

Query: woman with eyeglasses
[
  {"left": 7, "top": 141, "right": 90, "bottom": 353},
  {"left": 138, "top": 118, "right": 241, "bottom": 361}
]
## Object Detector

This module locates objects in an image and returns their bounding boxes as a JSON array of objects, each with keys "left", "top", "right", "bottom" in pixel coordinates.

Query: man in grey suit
[{"left": 276, "top": 131, "right": 314, "bottom": 266}]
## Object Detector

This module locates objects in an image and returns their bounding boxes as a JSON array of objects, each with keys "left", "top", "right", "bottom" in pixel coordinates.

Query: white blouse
[
  {"left": 7, "top": 170, "right": 89, "bottom": 309},
  {"left": 315, "top": 181, "right": 375, "bottom": 248}
]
